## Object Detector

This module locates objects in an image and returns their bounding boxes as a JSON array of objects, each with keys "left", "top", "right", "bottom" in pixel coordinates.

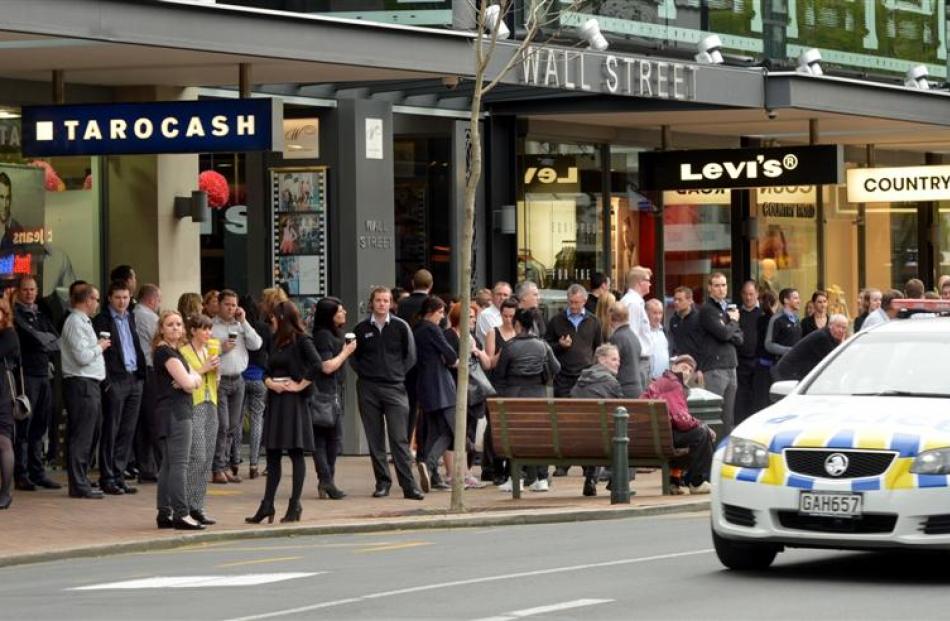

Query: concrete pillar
[
  {"left": 107, "top": 86, "right": 200, "bottom": 305},
  {"left": 333, "top": 97, "right": 395, "bottom": 454}
]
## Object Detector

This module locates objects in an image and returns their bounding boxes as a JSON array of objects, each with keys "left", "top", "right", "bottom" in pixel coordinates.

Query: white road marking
[
  {"left": 70, "top": 572, "right": 322, "bottom": 590},
  {"left": 472, "top": 598, "right": 614, "bottom": 621},
  {"left": 221, "top": 549, "right": 713, "bottom": 621}
]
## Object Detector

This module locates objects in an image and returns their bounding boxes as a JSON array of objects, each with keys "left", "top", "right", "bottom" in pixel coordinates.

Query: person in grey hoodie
[{"left": 571, "top": 344, "right": 623, "bottom": 497}]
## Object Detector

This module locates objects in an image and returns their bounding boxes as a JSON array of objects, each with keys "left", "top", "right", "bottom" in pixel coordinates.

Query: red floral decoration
[
  {"left": 199, "top": 170, "right": 230, "bottom": 209},
  {"left": 28, "top": 160, "right": 66, "bottom": 192}
]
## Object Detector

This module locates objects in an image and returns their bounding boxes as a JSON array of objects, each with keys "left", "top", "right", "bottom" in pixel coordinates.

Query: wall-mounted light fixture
[
  {"left": 796, "top": 48, "right": 823, "bottom": 76},
  {"left": 483, "top": 4, "right": 510, "bottom": 40},
  {"left": 695, "top": 35, "right": 724, "bottom": 64},
  {"left": 579, "top": 18, "right": 608, "bottom": 52},
  {"left": 174, "top": 190, "right": 208, "bottom": 223},
  {"left": 904, "top": 65, "right": 931, "bottom": 90}
]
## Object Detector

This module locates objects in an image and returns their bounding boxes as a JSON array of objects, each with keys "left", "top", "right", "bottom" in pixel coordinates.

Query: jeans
[
  {"left": 213, "top": 375, "right": 245, "bottom": 473},
  {"left": 156, "top": 405, "right": 192, "bottom": 519},
  {"left": 98, "top": 376, "right": 144, "bottom": 486},
  {"left": 312, "top": 416, "right": 342, "bottom": 485},
  {"left": 243, "top": 379, "right": 266, "bottom": 467}
]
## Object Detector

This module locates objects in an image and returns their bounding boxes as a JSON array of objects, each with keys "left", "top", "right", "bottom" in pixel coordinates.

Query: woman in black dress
[
  {"left": 311, "top": 297, "right": 357, "bottom": 500},
  {"left": 0, "top": 297, "right": 20, "bottom": 510},
  {"left": 246, "top": 301, "right": 318, "bottom": 524},
  {"left": 153, "top": 311, "right": 204, "bottom": 530},
  {"left": 800, "top": 290, "right": 828, "bottom": 337},
  {"left": 412, "top": 296, "right": 458, "bottom": 492}
]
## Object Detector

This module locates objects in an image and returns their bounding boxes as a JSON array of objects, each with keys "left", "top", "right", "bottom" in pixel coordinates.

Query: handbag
[
  {"left": 309, "top": 391, "right": 341, "bottom": 428},
  {"left": 6, "top": 363, "right": 31, "bottom": 421},
  {"left": 467, "top": 356, "right": 496, "bottom": 405}
]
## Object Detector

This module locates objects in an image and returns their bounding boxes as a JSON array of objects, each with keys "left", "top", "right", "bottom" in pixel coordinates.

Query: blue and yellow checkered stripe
[{"left": 719, "top": 428, "right": 950, "bottom": 491}]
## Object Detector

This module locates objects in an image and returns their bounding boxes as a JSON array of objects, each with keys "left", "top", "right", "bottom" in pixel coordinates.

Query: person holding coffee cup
[
  {"left": 209, "top": 290, "right": 262, "bottom": 484},
  {"left": 309, "top": 297, "right": 357, "bottom": 500}
]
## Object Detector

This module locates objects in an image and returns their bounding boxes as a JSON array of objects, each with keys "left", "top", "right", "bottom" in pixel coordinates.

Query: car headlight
[
  {"left": 910, "top": 448, "right": 950, "bottom": 474},
  {"left": 723, "top": 437, "right": 770, "bottom": 469}
]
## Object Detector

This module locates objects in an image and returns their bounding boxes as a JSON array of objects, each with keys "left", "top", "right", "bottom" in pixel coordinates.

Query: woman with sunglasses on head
[
  {"left": 310, "top": 297, "right": 357, "bottom": 500},
  {"left": 153, "top": 311, "right": 204, "bottom": 529},
  {"left": 247, "top": 301, "right": 319, "bottom": 524}
]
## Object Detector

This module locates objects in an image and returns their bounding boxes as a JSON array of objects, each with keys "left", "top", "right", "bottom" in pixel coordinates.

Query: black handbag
[
  {"left": 6, "top": 363, "right": 31, "bottom": 421},
  {"left": 467, "top": 356, "right": 496, "bottom": 405},
  {"left": 309, "top": 391, "right": 341, "bottom": 428}
]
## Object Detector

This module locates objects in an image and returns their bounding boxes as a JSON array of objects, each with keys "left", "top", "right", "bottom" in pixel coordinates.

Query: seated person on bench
[
  {"left": 640, "top": 354, "right": 714, "bottom": 495},
  {"left": 570, "top": 344, "right": 623, "bottom": 497}
]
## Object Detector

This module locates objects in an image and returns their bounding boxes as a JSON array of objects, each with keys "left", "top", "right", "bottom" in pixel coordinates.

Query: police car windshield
[{"left": 804, "top": 332, "right": 950, "bottom": 398}]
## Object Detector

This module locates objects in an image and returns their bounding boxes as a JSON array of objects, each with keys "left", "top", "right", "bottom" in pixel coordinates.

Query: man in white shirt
[
  {"left": 619, "top": 266, "right": 653, "bottom": 390},
  {"left": 61, "top": 283, "right": 110, "bottom": 499},
  {"left": 645, "top": 298, "right": 670, "bottom": 379},
  {"left": 475, "top": 281, "right": 511, "bottom": 346},
  {"left": 210, "top": 289, "right": 262, "bottom": 484},
  {"left": 132, "top": 284, "right": 161, "bottom": 483}
]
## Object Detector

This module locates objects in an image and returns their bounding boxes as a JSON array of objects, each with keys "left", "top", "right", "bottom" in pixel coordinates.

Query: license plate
[{"left": 799, "top": 492, "right": 863, "bottom": 517}]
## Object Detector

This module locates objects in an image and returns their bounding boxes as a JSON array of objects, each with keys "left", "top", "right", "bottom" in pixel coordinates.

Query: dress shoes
[
  {"left": 14, "top": 477, "right": 36, "bottom": 491},
  {"left": 190, "top": 510, "right": 216, "bottom": 525},
  {"left": 100, "top": 483, "right": 125, "bottom": 495},
  {"left": 172, "top": 516, "right": 206, "bottom": 530},
  {"left": 69, "top": 489, "right": 104, "bottom": 499},
  {"left": 118, "top": 483, "right": 139, "bottom": 495},
  {"left": 0, "top": 493, "right": 11, "bottom": 510},
  {"left": 583, "top": 477, "right": 597, "bottom": 497},
  {"left": 226, "top": 471, "right": 242, "bottom": 483},
  {"left": 138, "top": 472, "right": 159, "bottom": 484},
  {"left": 372, "top": 482, "right": 392, "bottom": 498},
  {"left": 156, "top": 511, "right": 174, "bottom": 529},
  {"left": 403, "top": 488, "right": 425, "bottom": 501},
  {"left": 33, "top": 477, "right": 62, "bottom": 490},
  {"left": 211, "top": 471, "right": 229, "bottom": 484}
]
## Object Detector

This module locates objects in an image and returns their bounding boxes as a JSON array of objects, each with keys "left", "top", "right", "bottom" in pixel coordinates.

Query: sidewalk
[{"left": 1, "top": 457, "right": 709, "bottom": 566}]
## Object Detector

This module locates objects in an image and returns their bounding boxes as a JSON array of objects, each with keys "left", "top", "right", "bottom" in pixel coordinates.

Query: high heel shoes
[
  {"left": 317, "top": 482, "right": 347, "bottom": 500},
  {"left": 280, "top": 501, "right": 303, "bottom": 523},
  {"left": 245, "top": 501, "right": 276, "bottom": 524},
  {"left": 0, "top": 494, "right": 12, "bottom": 510}
]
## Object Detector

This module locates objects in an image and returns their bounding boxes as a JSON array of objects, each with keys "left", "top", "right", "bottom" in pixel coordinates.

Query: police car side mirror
[{"left": 769, "top": 380, "right": 798, "bottom": 402}]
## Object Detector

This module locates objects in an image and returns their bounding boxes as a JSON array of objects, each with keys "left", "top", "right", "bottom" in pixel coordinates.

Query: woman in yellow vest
[{"left": 179, "top": 314, "right": 221, "bottom": 525}]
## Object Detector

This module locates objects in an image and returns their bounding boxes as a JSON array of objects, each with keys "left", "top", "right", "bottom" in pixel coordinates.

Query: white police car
[{"left": 711, "top": 304, "right": 950, "bottom": 569}]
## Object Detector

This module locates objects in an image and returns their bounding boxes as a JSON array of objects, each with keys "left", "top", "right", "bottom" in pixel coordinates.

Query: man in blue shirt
[{"left": 93, "top": 280, "right": 147, "bottom": 495}]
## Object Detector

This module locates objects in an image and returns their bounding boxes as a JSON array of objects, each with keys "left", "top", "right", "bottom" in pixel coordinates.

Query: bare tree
[{"left": 450, "top": 0, "right": 588, "bottom": 512}]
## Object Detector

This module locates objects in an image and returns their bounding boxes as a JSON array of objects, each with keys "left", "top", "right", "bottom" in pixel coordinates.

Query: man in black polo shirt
[{"left": 351, "top": 286, "right": 424, "bottom": 500}]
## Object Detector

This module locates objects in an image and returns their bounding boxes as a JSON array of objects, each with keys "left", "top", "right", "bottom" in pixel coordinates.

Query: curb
[{"left": 0, "top": 499, "right": 710, "bottom": 569}]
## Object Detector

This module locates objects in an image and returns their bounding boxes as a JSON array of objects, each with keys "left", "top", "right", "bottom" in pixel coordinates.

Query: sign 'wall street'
[
  {"left": 847, "top": 165, "right": 950, "bottom": 203},
  {"left": 21, "top": 99, "right": 283, "bottom": 157},
  {"left": 638, "top": 145, "right": 844, "bottom": 191}
]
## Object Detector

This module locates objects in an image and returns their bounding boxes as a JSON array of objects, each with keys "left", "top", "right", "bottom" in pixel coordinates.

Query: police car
[{"left": 711, "top": 300, "right": 950, "bottom": 570}]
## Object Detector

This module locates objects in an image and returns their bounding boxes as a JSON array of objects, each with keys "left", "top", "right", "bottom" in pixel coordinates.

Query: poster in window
[
  {"left": 271, "top": 167, "right": 329, "bottom": 310},
  {"left": 0, "top": 164, "right": 46, "bottom": 286}
]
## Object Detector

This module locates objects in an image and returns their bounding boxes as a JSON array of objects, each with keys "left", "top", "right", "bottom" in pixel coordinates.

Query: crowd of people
[{"left": 0, "top": 262, "right": 944, "bottom": 520}]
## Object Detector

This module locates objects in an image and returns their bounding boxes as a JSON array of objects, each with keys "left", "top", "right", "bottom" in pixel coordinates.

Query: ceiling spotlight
[
  {"left": 579, "top": 18, "right": 609, "bottom": 51},
  {"left": 905, "top": 64, "right": 931, "bottom": 90},
  {"left": 695, "top": 35, "right": 724, "bottom": 64},
  {"left": 483, "top": 4, "right": 510, "bottom": 40},
  {"left": 796, "top": 48, "right": 823, "bottom": 76}
]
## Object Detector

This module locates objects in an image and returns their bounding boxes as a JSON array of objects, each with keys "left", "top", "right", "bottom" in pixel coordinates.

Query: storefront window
[
  {"left": 610, "top": 146, "right": 657, "bottom": 295},
  {"left": 662, "top": 191, "right": 731, "bottom": 304},
  {"left": 866, "top": 202, "right": 918, "bottom": 292},
  {"left": 199, "top": 153, "right": 246, "bottom": 294},
  {"left": 517, "top": 140, "right": 603, "bottom": 300},
  {"left": 939, "top": 200, "right": 950, "bottom": 280},
  {"left": 751, "top": 186, "right": 818, "bottom": 303},
  {"left": 824, "top": 182, "right": 859, "bottom": 322}
]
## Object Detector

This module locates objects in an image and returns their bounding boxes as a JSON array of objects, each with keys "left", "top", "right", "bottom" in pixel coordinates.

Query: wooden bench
[{"left": 486, "top": 398, "right": 681, "bottom": 499}]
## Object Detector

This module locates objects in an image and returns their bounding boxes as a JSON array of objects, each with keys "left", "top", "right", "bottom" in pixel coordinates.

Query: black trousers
[
  {"left": 735, "top": 359, "right": 756, "bottom": 427},
  {"left": 134, "top": 368, "right": 161, "bottom": 476},
  {"left": 672, "top": 425, "right": 714, "bottom": 486},
  {"left": 405, "top": 368, "right": 419, "bottom": 454},
  {"left": 312, "top": 417, "right": 342, "bottom": 485},
  {"left": 65, "top": 377, "right": 102, "bottom": 494},
  {"left": 356, "top": 379, "right": 417, "bottom": 492},
  {"left": 98, "top": 376, "right": 144, "bottom": 486},
  {"left": 14, "top": 374, "right": 53, "bottom": 482}
]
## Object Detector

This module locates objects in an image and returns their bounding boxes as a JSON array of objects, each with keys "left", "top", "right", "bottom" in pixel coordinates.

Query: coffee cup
[
  {"left": 228, "top": 330, "right": 239, "bottom": 341},
  {"left": 726, "top": 304, "right": 738, "bottom": 312},
  {"left": 344, "top": 332, "right": 357, "bottom": 344},
  {"left": 99, "top": 331, "right": 111, "bottom": 340}
]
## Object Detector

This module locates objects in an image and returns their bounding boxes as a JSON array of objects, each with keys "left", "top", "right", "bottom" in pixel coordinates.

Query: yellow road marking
[
  {"left": 206, "top": 490, "right": 243, "bottom": 496},
  {"left": 355, "top": 542, "right": 433, "bottom": 554},
  {"left": 216, "top": 556, "right": 303, "bottom": 568}
]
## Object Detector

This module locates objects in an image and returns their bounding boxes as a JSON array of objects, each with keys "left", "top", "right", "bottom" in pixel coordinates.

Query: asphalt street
[{"left": 4, "top": 512, "right": 950, "bottom": 620}]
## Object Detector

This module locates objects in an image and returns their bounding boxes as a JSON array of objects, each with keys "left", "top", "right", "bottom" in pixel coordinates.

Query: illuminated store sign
[
  {"left": 639, "top": 145, "right": 843, "bottom": 191},
  {"left": 21, "top": 99, "right": 283, "bottom": 157},
  {"left": 662, "top": 189, "right": 731, "bottom": 205},
  {"left": 847, "top": 165, "right": 950, "bottom": 203}
]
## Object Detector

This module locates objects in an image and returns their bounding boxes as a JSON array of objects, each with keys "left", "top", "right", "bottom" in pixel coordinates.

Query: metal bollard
[{"left": 611, "top": 406, "right": 630, "bottom": 504}]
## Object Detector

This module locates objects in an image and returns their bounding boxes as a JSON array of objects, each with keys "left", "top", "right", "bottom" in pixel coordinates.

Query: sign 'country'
[
  {"left": 847, "top": 165, "right": 950, "bottom": 203},
  {"left": 21, "top": 99, "right": 283, "bottom": 157}
]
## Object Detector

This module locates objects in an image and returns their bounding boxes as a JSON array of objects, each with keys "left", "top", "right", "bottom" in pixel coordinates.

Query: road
[{"left": 3, "top": 512, "right": 950, "bottom": 620}]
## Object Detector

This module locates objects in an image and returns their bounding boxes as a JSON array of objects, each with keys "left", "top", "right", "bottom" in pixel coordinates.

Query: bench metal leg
[
  {"left": 511, "top": 460, "right": 522, "bottom": 499},
  {"left": 661, "top": 463, "right": 671, "bottom": 496}
]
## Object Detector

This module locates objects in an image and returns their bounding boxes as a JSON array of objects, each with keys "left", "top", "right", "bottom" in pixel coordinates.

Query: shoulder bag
[
  {"left": 309, "top": 391, "right": 341, "bottom": 428},
  {"left": 6, "top": 362, "right": 31, "bottom": 421},
  {"left": 467, "top": 356, "right": 496, "bottom": 406}
]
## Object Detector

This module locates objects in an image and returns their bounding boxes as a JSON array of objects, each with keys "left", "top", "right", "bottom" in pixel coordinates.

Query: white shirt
[
  {"left": 211, "top": 316, "right": 263, "bottom": 376},
  {"left": 647, "top": 325, "right": 670, "bottom": 379},
  {"left": 475, "top": 304, "right": 501, "bottom": 346},
  {"left": 61, "top": 309, "right": 106, "bottom": 380},
  {"left": 860, "top": 308, "right": 888, "bottom": 331},
  {"left": 619, "top": 289, "right": 651, "bottom": 357}
]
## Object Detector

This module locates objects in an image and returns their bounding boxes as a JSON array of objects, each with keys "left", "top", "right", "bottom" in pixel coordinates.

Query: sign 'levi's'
[{"left": 639, "top": 145, "right": 844, "bottom": 191}]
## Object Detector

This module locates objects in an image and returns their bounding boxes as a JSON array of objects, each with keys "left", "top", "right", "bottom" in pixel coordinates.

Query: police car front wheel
[{"left": 712, "top": 529, "right": 781, "bottom": 571}]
